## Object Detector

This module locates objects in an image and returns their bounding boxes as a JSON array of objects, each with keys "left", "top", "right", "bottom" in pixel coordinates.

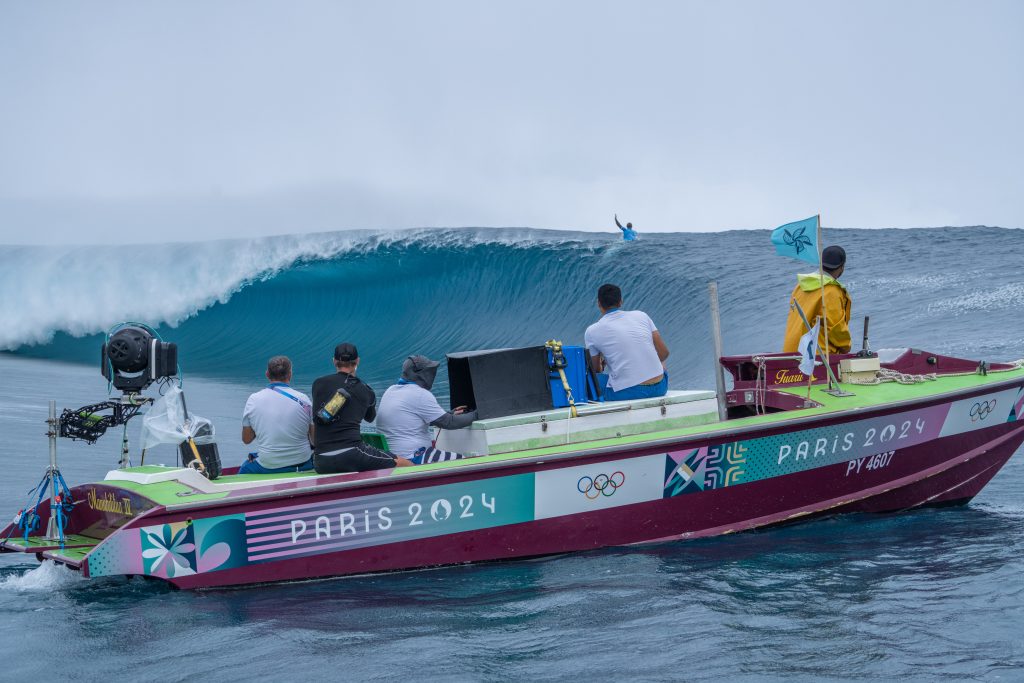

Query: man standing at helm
[{"left": 782, "top": 245, "right": 852, "bottom": 355}]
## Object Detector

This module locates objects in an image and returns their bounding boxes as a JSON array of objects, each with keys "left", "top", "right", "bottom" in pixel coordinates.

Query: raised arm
[{"left": 615, "top": 214, "right": 624, "bottom": 230}]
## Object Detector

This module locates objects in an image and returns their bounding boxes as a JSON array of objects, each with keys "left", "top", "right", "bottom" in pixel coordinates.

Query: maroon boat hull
[{"left": 5, "top": 373, "right": 1023, "bottom": 589}]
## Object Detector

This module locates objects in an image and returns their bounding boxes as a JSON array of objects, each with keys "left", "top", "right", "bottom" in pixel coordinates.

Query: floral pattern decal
[{"left": 141, "top": 522, "right": 197, "bottom": 578}]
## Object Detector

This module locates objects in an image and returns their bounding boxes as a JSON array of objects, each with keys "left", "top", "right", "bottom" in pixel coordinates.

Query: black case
[
  {"left": 447, "top": 347, "right": 554, "bottom": 419},
  {"left": 179, "top": 441, "right": 222, "bottom": 480}
]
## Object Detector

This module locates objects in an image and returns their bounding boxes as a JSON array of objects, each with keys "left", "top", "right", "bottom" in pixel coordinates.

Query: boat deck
[{"left": 91, "top": 365, "right": 1024, "bottom": 510}]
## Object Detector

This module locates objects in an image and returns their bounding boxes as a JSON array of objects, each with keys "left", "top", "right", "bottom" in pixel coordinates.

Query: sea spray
[{"left": 0, "top": 560, "right": 84, "bottom": 592}]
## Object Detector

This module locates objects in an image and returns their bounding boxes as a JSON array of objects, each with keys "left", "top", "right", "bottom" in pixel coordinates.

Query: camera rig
[{"left": 58, "top": 323, "right": 178, "bottom": 445}]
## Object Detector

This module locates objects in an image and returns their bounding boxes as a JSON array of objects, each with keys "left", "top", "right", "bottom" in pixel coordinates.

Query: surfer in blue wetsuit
[{"left": 614, "top": 214, "right": 638, "bottom": 241}]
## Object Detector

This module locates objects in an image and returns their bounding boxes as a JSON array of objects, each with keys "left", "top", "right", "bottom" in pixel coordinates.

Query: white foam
[
  {"left": 0, "top": 228, "right": 593, "bottom": 351},
  {"left": 927, "top": 282, "right": 1024, "bottom": 316},
  {"left": 0, "top": 560, "right": 84, "bottom": 592}
]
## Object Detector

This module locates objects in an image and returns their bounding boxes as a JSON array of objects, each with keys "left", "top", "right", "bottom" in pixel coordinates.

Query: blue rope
[
  {"left": 1, "top": 470, "right": 76, "bottom": 549},
  {"left": 51, "top": 470, "right": 75, "bottom": 548},
  {"left": 5, "top": 472, "right": 51, "bottom": 545}
]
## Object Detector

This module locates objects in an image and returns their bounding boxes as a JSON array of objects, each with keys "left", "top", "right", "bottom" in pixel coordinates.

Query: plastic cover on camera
[{"left": 140, "top": 386, "right": 216, "bottom": 451}]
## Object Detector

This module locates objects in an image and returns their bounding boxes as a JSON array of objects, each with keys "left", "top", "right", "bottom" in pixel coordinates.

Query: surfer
[
  {"left": 614, "top": 214, "right": 638, "bottom": 241},
  {"left": 311, "top": 343, "right": 414, "bottom": 473},
  {"left": 782, "top": 245, "right": 852, "bottom": 354}
]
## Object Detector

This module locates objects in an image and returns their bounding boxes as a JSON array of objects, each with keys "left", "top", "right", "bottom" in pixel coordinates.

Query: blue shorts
[
  {"left": 601, "top": 371, "right": 669, "bottom": 402},
  {"left": 238, "top": 454, "right": 314, "bottom": 475}
]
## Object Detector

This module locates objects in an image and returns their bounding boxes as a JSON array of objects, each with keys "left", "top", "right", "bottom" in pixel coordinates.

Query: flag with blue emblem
[
  {"left": 771, "top": 215, "right": 819, "bottom": 265},
  {"left": 798, "top": 318, "right": 820, "bottom": 377}
]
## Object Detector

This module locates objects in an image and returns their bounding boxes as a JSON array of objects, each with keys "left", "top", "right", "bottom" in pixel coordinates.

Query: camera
[{"left": 101, "top": 325, "right": 178, "bottom": 393}]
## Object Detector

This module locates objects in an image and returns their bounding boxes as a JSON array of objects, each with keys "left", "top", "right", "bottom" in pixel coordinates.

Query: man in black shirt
[{"left": 311, "top": 343, "right": 414, "bottom": 473}]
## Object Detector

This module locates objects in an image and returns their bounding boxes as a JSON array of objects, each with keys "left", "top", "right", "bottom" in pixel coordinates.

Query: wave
[{"left": 4, "top": 226, "right": 1023, "bottom": 393}]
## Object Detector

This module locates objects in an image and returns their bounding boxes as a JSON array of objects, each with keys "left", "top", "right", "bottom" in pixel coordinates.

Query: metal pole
[
  {"left": 708, "top": 282, "right": 729, "bottom": 422},
  {"left": 790, "top": 298, "right": 853, "bottom": 397},
  {"left": 816, "top": 214, "right": 832, "bottom": 389},
  {"left": 45, "top": 400, "right": 60, "bottom": 541}
]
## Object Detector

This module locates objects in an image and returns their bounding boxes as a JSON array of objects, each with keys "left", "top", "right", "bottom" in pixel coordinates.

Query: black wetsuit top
[{"left": 311, "top": 371, "right": 376, "bottom": 454}]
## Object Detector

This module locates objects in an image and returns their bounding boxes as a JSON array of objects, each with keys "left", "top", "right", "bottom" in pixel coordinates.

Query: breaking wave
[{"left": 3, "top": 226, "right": 1022, "bottom": 392}]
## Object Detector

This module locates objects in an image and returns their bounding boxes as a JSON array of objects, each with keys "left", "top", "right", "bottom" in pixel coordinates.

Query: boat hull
[{"left": 25, "top": 376, "right": 1013, "bottom": 589}]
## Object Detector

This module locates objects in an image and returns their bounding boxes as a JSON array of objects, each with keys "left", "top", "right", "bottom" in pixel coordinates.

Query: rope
[
  {"left": 1, "top": 469, "right": 76, "bottom": 549},
  {"left": 545, "top": 340, "right": 578, "bottom": 418},
  {"left": 845, "top": 359, "right": 1024, "bottom": 386},
  {"left": 752, "top": 355, "right": 769, "bottom": 415},
  {"left": 2, "top": 473, "right": 49, "bottom": 547}
]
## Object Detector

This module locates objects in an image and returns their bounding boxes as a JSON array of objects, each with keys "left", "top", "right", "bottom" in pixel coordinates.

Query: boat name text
[
  {"left": 845, "top": 451, "right": 896, "bottom": 476},
  {"left": 774, "top": 369, "right": 807, "bottom": 385},
  {"left": 87, "top": 488, "right": 133, "bottom": 516},
  {"left": 778, "top": 418, "right": 926, "bottom": 465}
]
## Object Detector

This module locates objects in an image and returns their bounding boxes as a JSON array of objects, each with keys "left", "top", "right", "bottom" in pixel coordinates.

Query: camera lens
[{"left": 107, "top": 328, "right": 150, "bottom": 373}]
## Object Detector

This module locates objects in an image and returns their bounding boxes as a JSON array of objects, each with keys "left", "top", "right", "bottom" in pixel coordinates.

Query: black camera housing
[{"left": 101, "top": 326, "right": 178, "bottom": 393}]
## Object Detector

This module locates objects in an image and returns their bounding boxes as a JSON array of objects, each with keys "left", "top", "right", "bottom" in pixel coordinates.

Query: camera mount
[{"left": 101, "top": 324, "right": 178, "bottom": 393}]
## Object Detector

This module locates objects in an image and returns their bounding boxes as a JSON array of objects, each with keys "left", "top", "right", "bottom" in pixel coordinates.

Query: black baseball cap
[
  {"left": 822, "top": 245, "right": 846, "bottom": 270},
  {"left": 334, "top": 342, "right": 359, "bottom": 362}
]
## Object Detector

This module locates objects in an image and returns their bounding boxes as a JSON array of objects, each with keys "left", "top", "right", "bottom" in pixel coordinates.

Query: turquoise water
[{"left": 1, "top": 227, "right": 1023, "bottom": 680}]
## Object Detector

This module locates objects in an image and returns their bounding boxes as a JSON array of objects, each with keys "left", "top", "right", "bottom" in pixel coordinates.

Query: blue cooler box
[{"left": 547, "top": 345, "right": 595, "bottom": 408}]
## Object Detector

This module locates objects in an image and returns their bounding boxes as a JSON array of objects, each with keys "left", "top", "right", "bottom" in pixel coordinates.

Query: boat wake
[{"left": 0, "top": 560, "right": 84, "bottom": 592}]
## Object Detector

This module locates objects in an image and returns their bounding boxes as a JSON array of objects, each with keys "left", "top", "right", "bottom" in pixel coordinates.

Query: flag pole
[{"left": 817, "top": 213, "right": 832, "bottom": 389}]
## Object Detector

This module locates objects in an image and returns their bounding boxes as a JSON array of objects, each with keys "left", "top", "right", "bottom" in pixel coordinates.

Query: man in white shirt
[
  {"left": 239, "top": 356, "right": 314, "bottom": 474},
  {"left": 584, "top": 283, "right": 671, "bottom": 401},
  {"left": 376, "top": 355, "right": 477, "bottom": 464}
]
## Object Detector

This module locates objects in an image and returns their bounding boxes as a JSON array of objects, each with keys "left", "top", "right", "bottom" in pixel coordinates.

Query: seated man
[
  {"left": 239, "top": 355, "right": 314, "bottom": 474},
  {"left": 584, "top": 283, "right": 670, "bottom": 401},
  {"left": 311, "top": 343, "right": 414, "bottom": 473},
  {"left": 376, "top": 355, "right": 478, "bottom": 464}
]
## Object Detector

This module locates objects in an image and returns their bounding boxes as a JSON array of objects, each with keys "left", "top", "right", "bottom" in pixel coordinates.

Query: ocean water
[{"left": 1, "top": 227, "right": 1022, "bottom": 681}]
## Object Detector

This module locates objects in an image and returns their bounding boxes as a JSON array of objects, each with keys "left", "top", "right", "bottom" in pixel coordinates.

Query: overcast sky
[{"left": 1, "top": 0, "right": 1021, "bottom": 244}]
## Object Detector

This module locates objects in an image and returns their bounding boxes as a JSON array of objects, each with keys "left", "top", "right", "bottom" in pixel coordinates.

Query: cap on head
[
  {"left": 334, "top": 342, "right": 359, "bottom": 363},
  {"left": 821, "top": 245, "right": 846, "bottom": 270},
  {"left": 402, "top": 354, "right": 440, "bottom": 390},
  {"left": 403, "top": 355, "right": 439, "bottom": 375}
]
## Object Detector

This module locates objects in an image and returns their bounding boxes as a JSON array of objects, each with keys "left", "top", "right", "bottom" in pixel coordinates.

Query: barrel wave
[{"left": 4, "top": 226, "right": 1022, "bottom": 396}]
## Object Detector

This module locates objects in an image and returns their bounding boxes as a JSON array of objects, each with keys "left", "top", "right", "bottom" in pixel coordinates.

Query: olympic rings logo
[
  {"left": 577, "top": 472, "right": 626, "bottom": 499},
  {"left": 970, "top": 400, "right": 997, "bottom": 422}
]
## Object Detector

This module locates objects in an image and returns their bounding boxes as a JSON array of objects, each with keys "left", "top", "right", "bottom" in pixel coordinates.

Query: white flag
[{"left": 798, "top": 319, "right": 820, "bottom": 377}]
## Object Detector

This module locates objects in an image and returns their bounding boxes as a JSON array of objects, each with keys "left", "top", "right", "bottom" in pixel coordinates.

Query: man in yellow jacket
[{"left": 783, "top": 245, "right": 852, "bottom": 354}]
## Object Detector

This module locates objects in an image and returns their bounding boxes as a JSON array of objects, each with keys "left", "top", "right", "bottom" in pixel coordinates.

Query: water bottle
[{"left": 317, "top": 387, "right": 351, "bottom": 423}]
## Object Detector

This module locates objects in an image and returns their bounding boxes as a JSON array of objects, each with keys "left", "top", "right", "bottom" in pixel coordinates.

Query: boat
[{"left": 2, "top": 325, "right": 1023, "bottom": 590}]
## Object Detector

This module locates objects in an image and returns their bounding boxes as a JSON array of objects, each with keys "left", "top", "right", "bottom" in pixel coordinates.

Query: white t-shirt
[
  {"left": 241, "top": 385, "right": 313, "bottom": 469},
  {"left": 584, "top": 309, "right": 664, "bottom": 391},
  {"left": 376, "top": 383, "right": 447, "bottom": 457}
]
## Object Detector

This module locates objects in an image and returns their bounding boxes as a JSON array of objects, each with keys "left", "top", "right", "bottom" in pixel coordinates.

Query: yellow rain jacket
[{"left": 782, "top": 272, "right": 852, "bottom": 355}]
